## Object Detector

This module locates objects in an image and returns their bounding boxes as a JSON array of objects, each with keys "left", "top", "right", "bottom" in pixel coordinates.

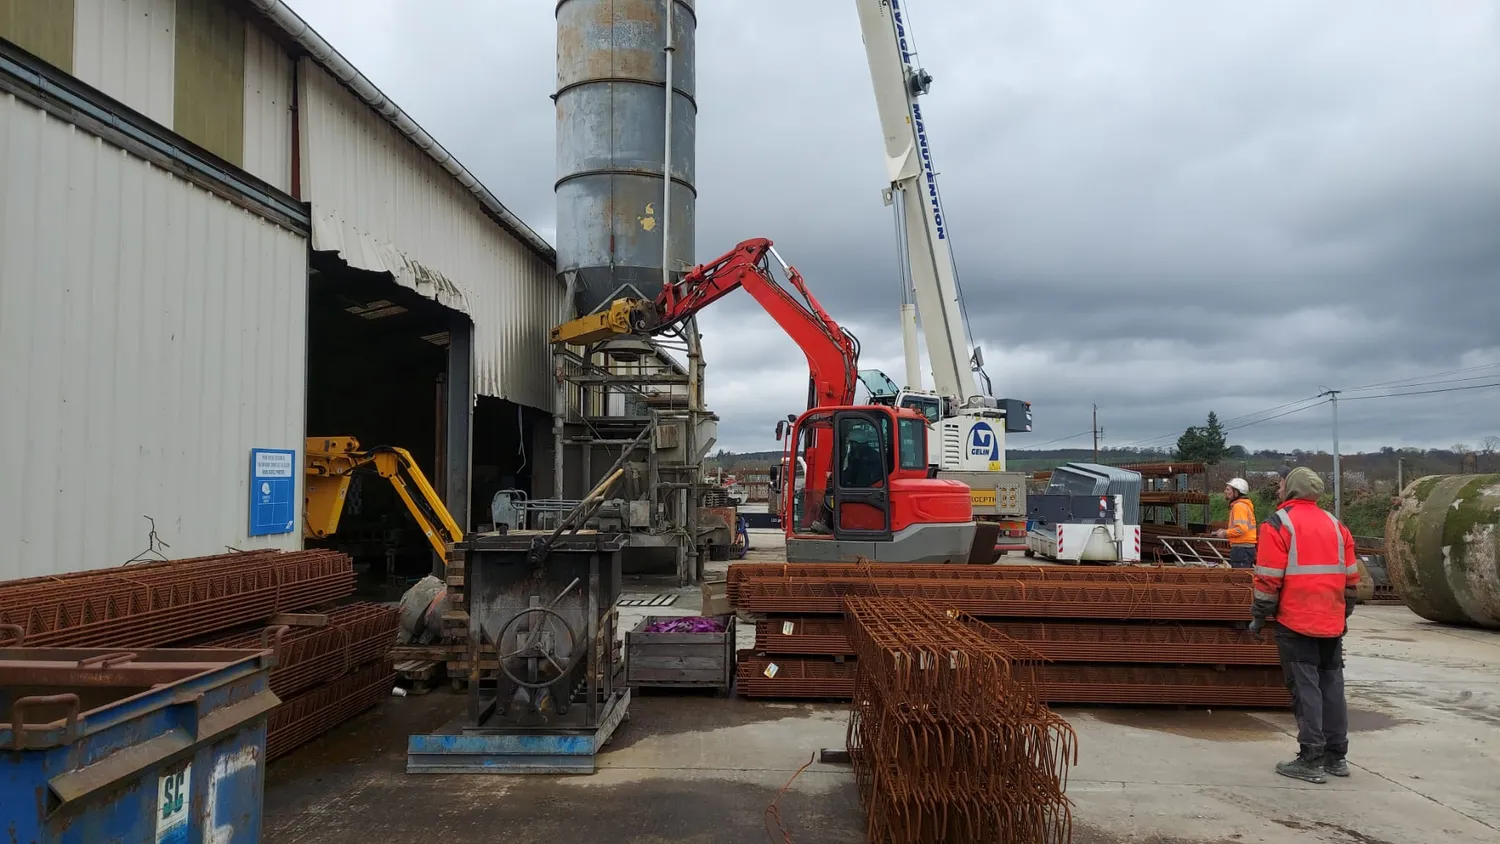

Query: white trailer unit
[{"left": 1025, "top": 495, "right": 1143, "bottom": 563}]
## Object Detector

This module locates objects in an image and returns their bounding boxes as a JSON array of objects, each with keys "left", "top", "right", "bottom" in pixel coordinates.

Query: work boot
[
  {"left": 1322, "top": 753, "right": 1350, "bottom": 778},
  {"left": 1275, "top": 748, "right": 1328, "bottom": 784}
]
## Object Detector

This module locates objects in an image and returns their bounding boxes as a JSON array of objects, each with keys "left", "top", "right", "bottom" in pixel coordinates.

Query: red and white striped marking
[{"left": 1056, "top": 525, "right": 1064, "bottom": 556}]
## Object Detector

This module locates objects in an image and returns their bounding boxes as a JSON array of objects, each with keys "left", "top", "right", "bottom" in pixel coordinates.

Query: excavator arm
[
  {"left": 551, "top": 238, "right": 861, "bottom": 411},
  {"left": 303, "top": 436, "right": 464, "bottom": 560}
]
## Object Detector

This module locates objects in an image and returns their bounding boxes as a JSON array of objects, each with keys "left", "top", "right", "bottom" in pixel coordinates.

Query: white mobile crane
[{"left": 851, "top": 0, "right": 1033, "bottom": 548}]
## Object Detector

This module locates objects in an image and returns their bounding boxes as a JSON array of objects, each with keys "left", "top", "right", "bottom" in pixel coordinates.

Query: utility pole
[
  {"left": 1092, "top": 404, "right": 1102, "bottom": 463},
  {"left": 1319, "top": 388, "right": 1342, "bottom": 522},
  {"left": 1397, "top": 456, "right": 1404, "bottom": 492}
]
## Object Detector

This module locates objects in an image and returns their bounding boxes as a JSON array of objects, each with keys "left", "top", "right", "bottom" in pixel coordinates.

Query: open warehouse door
[{"left": 305, "top": 253, "right": 472, "bottom": 595}]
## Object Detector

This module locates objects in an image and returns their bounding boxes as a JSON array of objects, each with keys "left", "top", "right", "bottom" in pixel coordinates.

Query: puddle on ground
[
  {"left": 1083, "top": 708, "right": 1280, "bottom": 741},
  {"left": 1346, "top": 706, "right": 1413, "bottom": 732}
]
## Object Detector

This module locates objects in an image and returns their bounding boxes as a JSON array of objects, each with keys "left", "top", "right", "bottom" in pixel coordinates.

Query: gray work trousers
[
  {"left": 1228, "top": 545, "right": 1256, "bottom": 569},
  {"left": 1276, "top": 628, "right": 1349, "bottom": 757}
]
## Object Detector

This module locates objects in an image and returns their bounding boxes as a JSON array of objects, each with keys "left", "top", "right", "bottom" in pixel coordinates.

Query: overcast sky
[{"left": 284, "top": 0, "right": 1500, "bottom": 455}]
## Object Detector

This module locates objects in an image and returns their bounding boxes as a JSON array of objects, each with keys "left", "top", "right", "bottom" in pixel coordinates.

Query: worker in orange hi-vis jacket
[
  {"left": 1249, "top": 467, "right": 1359, "bottom": 785},
  {"left": 1213, "top": 478, "right": 1257, "bottom": 569}
]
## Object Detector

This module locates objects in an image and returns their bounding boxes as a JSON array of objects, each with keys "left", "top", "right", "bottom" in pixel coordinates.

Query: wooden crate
[{"left": 624, "top": 615, "right": 736, "bottom": 692}]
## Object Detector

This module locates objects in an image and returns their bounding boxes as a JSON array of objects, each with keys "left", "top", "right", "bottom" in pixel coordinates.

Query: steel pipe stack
[{"left": 732, "top": 562, "right": 1290, "bottom": 707}]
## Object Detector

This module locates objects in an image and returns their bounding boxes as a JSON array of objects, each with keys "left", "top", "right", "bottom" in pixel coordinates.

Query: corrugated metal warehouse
[{"left": 0, "top": 0, "right": 562, "bottom": 582}]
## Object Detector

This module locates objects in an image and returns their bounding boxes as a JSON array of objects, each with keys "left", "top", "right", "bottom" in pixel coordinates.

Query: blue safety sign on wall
[{"left": 249, "top": 448, "right": 297, "bottom": 537}]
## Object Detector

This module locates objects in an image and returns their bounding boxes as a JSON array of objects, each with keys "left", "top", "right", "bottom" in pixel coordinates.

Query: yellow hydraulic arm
[
  {"left": 550, "top": 297, "right": 641, "bottom": 345},
  {"left": 303, "top": 436, "right": 464, "bottom": 559}
]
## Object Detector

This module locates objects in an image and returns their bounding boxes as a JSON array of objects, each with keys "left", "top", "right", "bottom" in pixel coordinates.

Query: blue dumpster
[{"left": 1, "top": 645, "right": 278, "bottom": 843}]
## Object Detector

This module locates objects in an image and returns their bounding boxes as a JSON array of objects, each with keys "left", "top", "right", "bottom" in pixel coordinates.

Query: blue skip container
[{"left": 1, "top": 644, "right": 278, "bottom": 843}]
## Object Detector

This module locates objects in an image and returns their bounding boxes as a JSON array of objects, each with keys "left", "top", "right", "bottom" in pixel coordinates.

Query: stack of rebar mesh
[
  {"left": 845, "top": 597, "right": 1076, "bottom": 844},
  {"left": 733, "top": 562, "right": 1290, "bottom": 707},
  {"left": 0, "top": 549, "right": 396, "bottom": 759},
  {"left": 200, "top": 602, "right": 399, "bottom": 760}
]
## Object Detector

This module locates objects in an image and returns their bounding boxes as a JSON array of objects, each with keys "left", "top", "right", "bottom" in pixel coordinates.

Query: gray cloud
[{"left": 287, "top": 0, "right": 1500, "bottom": 455}]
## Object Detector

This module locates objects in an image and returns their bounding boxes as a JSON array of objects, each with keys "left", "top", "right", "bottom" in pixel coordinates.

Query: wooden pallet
[
  {"left": 394, "top": 659, "right": 442, "bottom": 694},
  {"left": 440, "top": 546, "right": 488, "bottom": 685}
]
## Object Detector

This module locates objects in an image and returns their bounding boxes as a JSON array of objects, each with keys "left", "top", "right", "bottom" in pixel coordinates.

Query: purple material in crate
[{"left": 644, "top": 616, "right": 727, "bottom": 634}]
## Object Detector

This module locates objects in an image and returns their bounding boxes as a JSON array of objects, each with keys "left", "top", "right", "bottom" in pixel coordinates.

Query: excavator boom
[
  {"left": 304, "top": 436, "right": 463, "bottom": 560},
  {"left": 553, "top": 238, "right": 861, "bottom": 411}
]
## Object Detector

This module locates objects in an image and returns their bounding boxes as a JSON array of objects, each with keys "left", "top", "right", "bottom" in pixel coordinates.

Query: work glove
[
  {"left": 1247, "top": 618, "right": 1265, "bottom": 637},
  {"left": 1344, "top": 587, "right": 1357, "bottom": 618}
]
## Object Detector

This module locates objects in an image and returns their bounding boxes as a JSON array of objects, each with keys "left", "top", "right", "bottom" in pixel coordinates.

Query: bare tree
[{"left": 1482, "top": 436, "right": 1500, "bottom": 472}]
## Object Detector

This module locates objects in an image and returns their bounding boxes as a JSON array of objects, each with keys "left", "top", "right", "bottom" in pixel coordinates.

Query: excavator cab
[{"left": 780, "top": 405, "right": 975, "bottom": 563}]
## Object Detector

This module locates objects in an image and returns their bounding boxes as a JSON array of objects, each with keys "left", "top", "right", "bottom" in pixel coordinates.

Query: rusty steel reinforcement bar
[
  {"left": 266, "top": 658, "right": 396, "bottom": 761},
  {"left": 842, "top": 597, "right": 1075, "bottom": 844},
  {"left": 199, "top": 603, "right": 399, "bottom": 699},
  {"left": 753, "top": 616, "right": 1278, "bottom": 665},
  {"left": 726, "top": 560, "right": 1242, "bottom": 608},
  {"left": 736, "top": 655, "right": 1290, "bottom": 707},
  {"left": 733, "top": 577, "right": 1254, "bottom": 621},
  {"left": 725, "top": 561, "right": 1249, "bottom": 602},
  {"left": 0, "top": 550, "right": 355, "bottom": 648},
  {"left": 753, "top": 617, "right": 852, "bottom": 655},
  {"left": 735, "top": 650, "right": 856, "bottom": 699}
]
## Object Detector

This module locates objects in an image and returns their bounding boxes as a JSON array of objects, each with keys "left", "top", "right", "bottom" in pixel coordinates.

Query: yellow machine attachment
[
  {"left": 304, "top": 436, "right": 463, "bottom": 559},
  {"left": 549, "top": 297, "right": 642, "bottom": 345}
]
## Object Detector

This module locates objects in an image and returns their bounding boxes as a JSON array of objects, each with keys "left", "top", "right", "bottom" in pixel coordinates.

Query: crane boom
[{"left": 854, "top": 0, "right": 978, "bottom": 404}]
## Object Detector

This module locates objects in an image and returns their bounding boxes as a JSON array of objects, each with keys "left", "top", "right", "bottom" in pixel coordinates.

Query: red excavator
[{"left": 552, "top": 238, "right": 976, "bottom": 563}]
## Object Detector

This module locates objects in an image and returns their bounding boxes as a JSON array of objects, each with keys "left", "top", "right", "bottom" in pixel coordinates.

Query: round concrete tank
[
  {"left": 1386, "top": 474, "right": 1500, "bottom": 628},
  {"left": 556, "top": 0, "right": 697, "bottom": 314}
]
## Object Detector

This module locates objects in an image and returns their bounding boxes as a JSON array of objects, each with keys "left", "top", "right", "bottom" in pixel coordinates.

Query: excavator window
[
  {"left": 837, "top": 416, "right": 885, "bottom": 489},
  {"left": 897, "top": 417, "right": 927, "bottom": 470}
]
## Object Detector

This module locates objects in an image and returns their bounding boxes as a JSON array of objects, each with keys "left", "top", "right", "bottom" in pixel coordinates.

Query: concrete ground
[{"left": 263, "top": 531, "right": 1500, "bottom": 843}]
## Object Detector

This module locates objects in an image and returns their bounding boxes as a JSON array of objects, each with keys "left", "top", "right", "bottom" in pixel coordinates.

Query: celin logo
[{"left": 969, "top": 422, "right": 999, "bottom": 460}]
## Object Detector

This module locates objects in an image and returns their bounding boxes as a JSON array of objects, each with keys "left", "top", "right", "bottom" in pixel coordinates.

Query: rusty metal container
[
  {"left": 1386, "top": 474, "right": 1500, "bottom": 628},
  {"left": 556, "top": 0, "right": 697, "bottom": 313}
]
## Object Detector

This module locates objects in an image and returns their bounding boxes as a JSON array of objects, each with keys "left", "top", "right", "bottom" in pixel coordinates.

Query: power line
[
  {"left": 1220, "top": 399, "right": 1331, "bottom": 431},
  {"left": 1020, "top": 430, "right": 1095, "bottom": 449},
  {"left": 1343, "top": 373, "right": 1500, "bottom": 392},
  {"left": 1341, "top": 382, "right": 1500, "bottom": 401},
  {"left": 1343, "top": 362, "right": 1500, "bottom": 392},
  {"left": 1115, "top": 394, "right": 1325, "bottom": 449}
]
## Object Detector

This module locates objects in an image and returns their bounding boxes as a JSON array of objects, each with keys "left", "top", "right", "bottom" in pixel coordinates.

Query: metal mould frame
[{"left": 406, "top": 533, "right": 630, "bottom": 774}]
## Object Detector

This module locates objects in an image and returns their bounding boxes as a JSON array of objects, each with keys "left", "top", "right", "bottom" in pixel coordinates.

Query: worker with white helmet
[{"left": 1214, "top": 477, "right": 1258, "bottom": 569}]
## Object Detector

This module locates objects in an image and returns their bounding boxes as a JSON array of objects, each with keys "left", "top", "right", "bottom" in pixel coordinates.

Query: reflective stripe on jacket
[
  {"left": 1226, "top": 496, "right": 1257, "bottom": 546},
  {"left": 1252, "top": 499, "right": 1359, "bottom": 637}
]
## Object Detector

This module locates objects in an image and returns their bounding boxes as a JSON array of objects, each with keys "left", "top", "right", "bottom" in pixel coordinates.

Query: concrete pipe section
[{"left": 1386, "top": 473, "right": 1500, "bottom": 628}]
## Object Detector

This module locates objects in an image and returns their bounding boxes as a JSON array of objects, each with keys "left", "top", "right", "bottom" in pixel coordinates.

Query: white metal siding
[
  {"left": 297, "top": 61, "right": 559, "bottom": 411},
  {"left": 71, "top": 0, "right": 176, "bottom": 127},
  {"left": 0, "top": 92, "right": 309, "bottom": 581},
  {"left": 241, "top": 20, "right": 292, "bottom": 192}
]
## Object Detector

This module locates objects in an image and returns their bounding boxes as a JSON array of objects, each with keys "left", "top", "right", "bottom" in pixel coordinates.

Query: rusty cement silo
[
  {"left": 1386, "top": 474, "right": 1500, "bottom": 628},
  {"left": 556, "top": 0, "right": 697, "bottom": 314}
]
